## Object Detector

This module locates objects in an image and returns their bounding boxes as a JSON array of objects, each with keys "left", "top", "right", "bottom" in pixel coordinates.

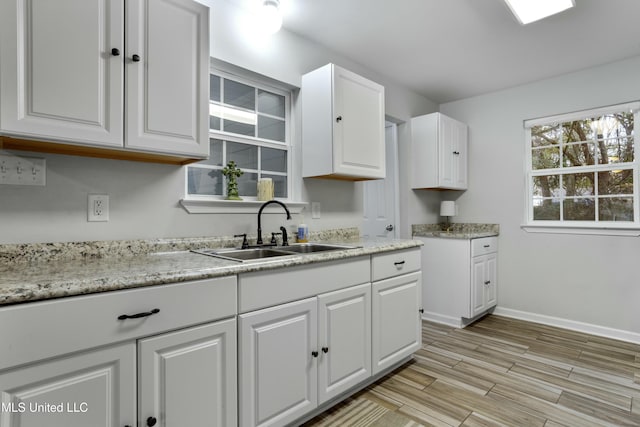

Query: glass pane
[
  {"left": 258, "top": 90, "right": 285, "bottom": 118},
  {"left": 533, "top": 199, "right": 560, "bottom": 220},
  {"left": 562, "top": 142, "right": 595, "bottom": 167},
  {"left": 237, "top": 172, "right": 258, "bottom": 197},
  {"left": 532, "top": 146, "right": 560, "bottom": 170},
  {"left": 531, "top": 125, "right": 561, "bottom": 147},
  {"left": 563, "top": 120, "right": 593, "bottom": 143},
  {"left": 599, "top": 197, "right": 634, "bottom": 222},
  {"left": 198, "top": 139, "right": 223, "bottom": 166},
  {"left": 223, "top": 119, "right": 255, "bottom": 137},
  {"left": 209, "top": 115, "right": 220, "bottom": 131},
  {"left": 227, "top": 142, "right": 258, "bottom": 169},
  {"left": 261, "top": 147, "right": 287, "bottom": 172},
  {"left": 258, "top": 116, "right": 286, "bottom": 142},
  {"left": 187, "top": 168, "right": 222, "bottom": 195},
  {"left": 210, "top": 74, "right": 220, "bottom": 102},
  {"left": 563, "top": 198, "right": 595, "bottom": 221},
  {"left": 562, "top": 173, "right": 594, "bottom": 197},
  {"left": 532, "top": 175, "right": 560, "bottom": 198},
  {"left": 262, "top": 173, "right": 287, "bottom": 198},
  {"left": 598, "top": 137, "right": 634, "bottom": 164},
  {"left": 598, "top": 170, "right": 633, "bottom": 195},
  {"left": 224, "top": 79, "right": 255, "bottom": 111},
  {"left": 592, "top": 112, "right": 634, "bottom": 139}
]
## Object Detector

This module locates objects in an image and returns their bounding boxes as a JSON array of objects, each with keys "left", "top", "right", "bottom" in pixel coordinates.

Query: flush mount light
[
  {"left": 260, "top": 0, "right": 283, "bottom": 34},
  {"left": 504, "top": 0, "right": 575, "bottom": 25}
]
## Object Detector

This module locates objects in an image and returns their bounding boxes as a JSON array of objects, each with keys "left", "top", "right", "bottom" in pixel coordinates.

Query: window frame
[
  {"left": 185, "top": 68, "right": 293, "bottom": 202},
  {"left": 522, "top": 102, "right": 640, "bottom": 235}
]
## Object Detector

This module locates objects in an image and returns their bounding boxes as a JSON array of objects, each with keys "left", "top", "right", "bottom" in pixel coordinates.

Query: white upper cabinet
[
  {"left": 0, "top": 0, "right": 209, "bottom": 159},
  {"left": 411, "top": 112, "right": 468, "bottom": 190},
  {"left": 302, "top": 63, "right": 385, "bottom": 180}
]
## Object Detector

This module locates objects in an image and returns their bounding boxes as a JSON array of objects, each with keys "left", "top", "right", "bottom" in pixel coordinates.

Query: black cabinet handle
[
  {"left": 147, "top": 417, "right": 157, "bottom": 427},
  {"left": 336, "top": 116, "right": 342, "bottom": 122},
  {"left": 322, "top": 347, "right": 329, "bottom": 353},
  {"left": 419, "top": 308, "right": 424, "bottom": 314},
  {"left": 394, "top": 261, "right": 405, "bottom": 266},
  {"left": 483, "top": 244, "right": 490, "bottom": 248},
  {"left": 118, "top": 308, "right": 160, "bottom": 320},
  {"left": 111, "top": 48, "right": 120, "bottom": 56},
  {"left": 311, "top": 351, "right": 319, "bottom": 358},
  {"left": 453, "top": 151, "right": 460, "bottom": 155},
  {"left": 132, "top": 54, "right": 141, "bottom": 62},
  {"left": 484, "top": 280, "right": 491, "bottom": 285}
]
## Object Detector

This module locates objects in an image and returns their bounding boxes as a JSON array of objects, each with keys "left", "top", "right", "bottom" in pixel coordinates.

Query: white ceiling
[{"left": 265, "top": 0, "right": 640, "bottom": 103}]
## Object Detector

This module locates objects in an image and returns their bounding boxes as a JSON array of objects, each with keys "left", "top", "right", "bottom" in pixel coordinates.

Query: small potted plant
[{"left": 222, "top": 160, "right": 243, "bottom": 200}]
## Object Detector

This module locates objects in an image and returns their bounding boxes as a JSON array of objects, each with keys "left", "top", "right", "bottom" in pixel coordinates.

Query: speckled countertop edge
[
  {"left": 0, "top": 231, "right": 422, "bottom": 306},
  {"left": 412, "top": 223, "right": 499, "bottom": 239}
]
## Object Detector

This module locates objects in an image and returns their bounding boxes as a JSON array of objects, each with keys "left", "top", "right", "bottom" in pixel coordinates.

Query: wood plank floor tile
[{"left": 306, "top": 315, "right": 640, "bottom": 427}]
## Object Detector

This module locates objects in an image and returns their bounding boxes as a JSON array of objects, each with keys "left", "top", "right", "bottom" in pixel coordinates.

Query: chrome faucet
[{"left": 256, "top": 200, "right": 291, "bottom": 245}]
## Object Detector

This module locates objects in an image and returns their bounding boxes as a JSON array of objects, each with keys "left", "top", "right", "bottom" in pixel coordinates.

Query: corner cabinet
[
  {"left": 0, "top": 0, "right": 209, "bottom": 159},
  {"left": 411, "top": 112, "right": 468, "bottom": 190},
  {"left": 302, "top": 64, "right": 386, "bottom": 180},
  {"left": 416, "top": 236, "right": 498, "bottom": 327}
]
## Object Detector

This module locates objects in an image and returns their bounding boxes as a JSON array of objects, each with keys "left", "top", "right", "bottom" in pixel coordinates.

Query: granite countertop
[
  {"left": 412, "top": 223, "right": 500, "bottom": 239},
  {"left": 0, "top": 230, "right": 421, "bottom": 306}
]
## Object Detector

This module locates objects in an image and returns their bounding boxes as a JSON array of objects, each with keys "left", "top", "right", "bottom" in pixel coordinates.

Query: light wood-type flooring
[{"left": 303, "top": 315, "right": 640, "bottom": 427}]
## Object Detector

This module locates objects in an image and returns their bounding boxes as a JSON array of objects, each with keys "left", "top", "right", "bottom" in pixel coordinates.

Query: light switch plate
[
  {"left": 0, "top": 154, "right": 46, "bottom": 186},
  {"left": 311, "top": 202, "right": 321, "bottom": 219}
]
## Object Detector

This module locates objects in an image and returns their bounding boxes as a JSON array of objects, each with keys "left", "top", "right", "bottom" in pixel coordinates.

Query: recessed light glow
[
  {"left": 259, "top": 0, "right": 282, "bottom": 34},
  {"left": 504, "top": 0, "right": 575, "bottom": 25}
]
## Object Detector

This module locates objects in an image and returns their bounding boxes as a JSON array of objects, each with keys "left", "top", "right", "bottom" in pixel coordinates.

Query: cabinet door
[
  {"left": 439, "top": 114, "right": 467, "bottom": 189},
  {"left": 471, "top": 255, "right": 487, "bottom": 318},
  {"left": 138, "top": 319, "right": 237, "bottom": 427},
  {"left": 372, "top": 272, "right": 422, "bottom": 375},
  {"left": 485, "top": 253, "right": 498, "bottom": 309},
  {"left": 125, "top": 0, "right": 209, "bottom": 157},
  {"left": 318, "top": 283, "right": 371, "bottom": 404},
  {"left": 0, "top": 342, "right": 135, "bottom": 427},
  {"left": 332, "top": 66, "right": 385, "bottom": 179},
  {"left": 0, "top": 0, "right": 123, "bottom": 147},
  {"left": 239, "top": 298, "right": 317, "bottom": 427}
]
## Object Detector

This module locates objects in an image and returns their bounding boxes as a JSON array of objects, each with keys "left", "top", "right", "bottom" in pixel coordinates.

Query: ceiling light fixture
[
  {"left": 504, "top": 0, "right": 575, "bottom": 25},
  {"left": 260, "top": 0, "right": 283, "bottom": 34}
]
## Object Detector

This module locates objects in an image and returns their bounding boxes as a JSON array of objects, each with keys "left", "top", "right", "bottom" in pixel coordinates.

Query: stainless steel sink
[
  {"left": 278, "top": 243, "right": 358, "bottom": 253},
  {"left": 191, "top": 243, "right": 359, "bottom": 262}
]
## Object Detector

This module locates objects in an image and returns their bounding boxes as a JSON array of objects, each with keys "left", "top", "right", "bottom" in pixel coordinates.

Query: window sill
[
  {"left": 521, "top": 224, "right": 640, "bottom": 236},
  {"left": 180, "top": 198, "right": 307, "bottom": 214}
]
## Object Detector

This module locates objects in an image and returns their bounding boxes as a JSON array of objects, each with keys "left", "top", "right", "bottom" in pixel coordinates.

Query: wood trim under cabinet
[{"left": 0, "top": 136, "right": 204, "bottom": 165}]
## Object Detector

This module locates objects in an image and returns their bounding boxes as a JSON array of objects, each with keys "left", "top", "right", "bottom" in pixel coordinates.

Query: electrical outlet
[{"left": 88, "top": 194, "right": 109, "bottom": 222}]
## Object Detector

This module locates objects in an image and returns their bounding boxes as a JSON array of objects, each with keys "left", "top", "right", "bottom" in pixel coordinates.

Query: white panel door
[
  {"left": 317, "top": 283, "right": 371, "bottom": 404},
  {"left": 239, "top": 298, "right": 318, "bottom": 427},
  {"left": 0, "top": 342, "right": 135, "bottom": 427},
  {"left": 362, "top": 123, "right": 398, "bottom": 239},
  {"left": 138, "top": 319, "right": 237, "bottom": 427},
  {"left": 125, "top": 0, "right": 209, "bottom": 157},
  {"left": 471, "top": 255, "right": 487, "bottom": 318},
  {"left": 372, "top": 272, "right": 422, "bottom": 374},
  {"left": 332, "top": 66, "right": 385, "bottom": 178},
  {"left": 0, "top": 0, "right": 123, "bottom": 147}
]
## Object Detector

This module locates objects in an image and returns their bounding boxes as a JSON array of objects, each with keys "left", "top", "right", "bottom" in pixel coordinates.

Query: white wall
[
  {"left": 0, "top": 0, "right": 436, "bottom": 244},
  {"left": 439, "top": 55, "right": 640, "bottom": 337}
]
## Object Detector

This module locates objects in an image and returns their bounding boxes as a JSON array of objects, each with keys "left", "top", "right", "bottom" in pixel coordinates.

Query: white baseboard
[
  {"left": 494, "top": 307, "right": 640, "bottom": 345},
  {"left": 421, "top": 311, "right": 463, "bottom": 328}
]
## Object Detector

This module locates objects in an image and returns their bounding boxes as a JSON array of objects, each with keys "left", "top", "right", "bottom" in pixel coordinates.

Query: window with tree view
[
  {"left": 526, "top": 102, "right": 639, "bottom": 226},
  {"left": 186, "top": 71, "right": 290, "bottom": 199}
]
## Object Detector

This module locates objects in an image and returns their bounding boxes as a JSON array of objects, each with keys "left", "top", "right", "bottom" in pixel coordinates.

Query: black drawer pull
[
  {"left": 483, "top": 244, "right": 490, "bottom": 248},
  {"left": 312, "top": 351, "right": 319, "bottom": 358},
  {"left": 322, "top": 347, "right": 329, "bottom": 353},
  {"left": 484, "top": 280, "right": 491, "bottom": 285},
  {"left": 394, "top": 261, "right": 405, "bottom": 266},
  {"left": 118, "top": 308, "right": 160, "bottom": 320}
]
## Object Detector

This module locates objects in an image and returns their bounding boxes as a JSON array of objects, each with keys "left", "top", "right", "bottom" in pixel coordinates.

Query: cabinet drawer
[
  {"left": 371, "top": 248, "right": 421, "bottom": 282},
  {"left": 0, "top": 276, "right": 236, "bottom": 371},
  {"left": 471, "top": 237, "right": 498, "bottom": 257}
]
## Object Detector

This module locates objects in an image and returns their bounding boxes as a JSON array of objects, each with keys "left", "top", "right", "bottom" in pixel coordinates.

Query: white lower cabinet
[
  {"left": 239, "top": 283, "right": 372, "bottom": 427},
  {"left": 371, "top": 272, "right": 422, "bottom": 374},
  {"left": 0, "top": 342, "right": 136, "bottom": 427},
  {"left": 138, "top": 319, "right": 237, "bottom": 427},
  {"left": 471, "top": 253, "right": 498, "bottom": 318}
]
